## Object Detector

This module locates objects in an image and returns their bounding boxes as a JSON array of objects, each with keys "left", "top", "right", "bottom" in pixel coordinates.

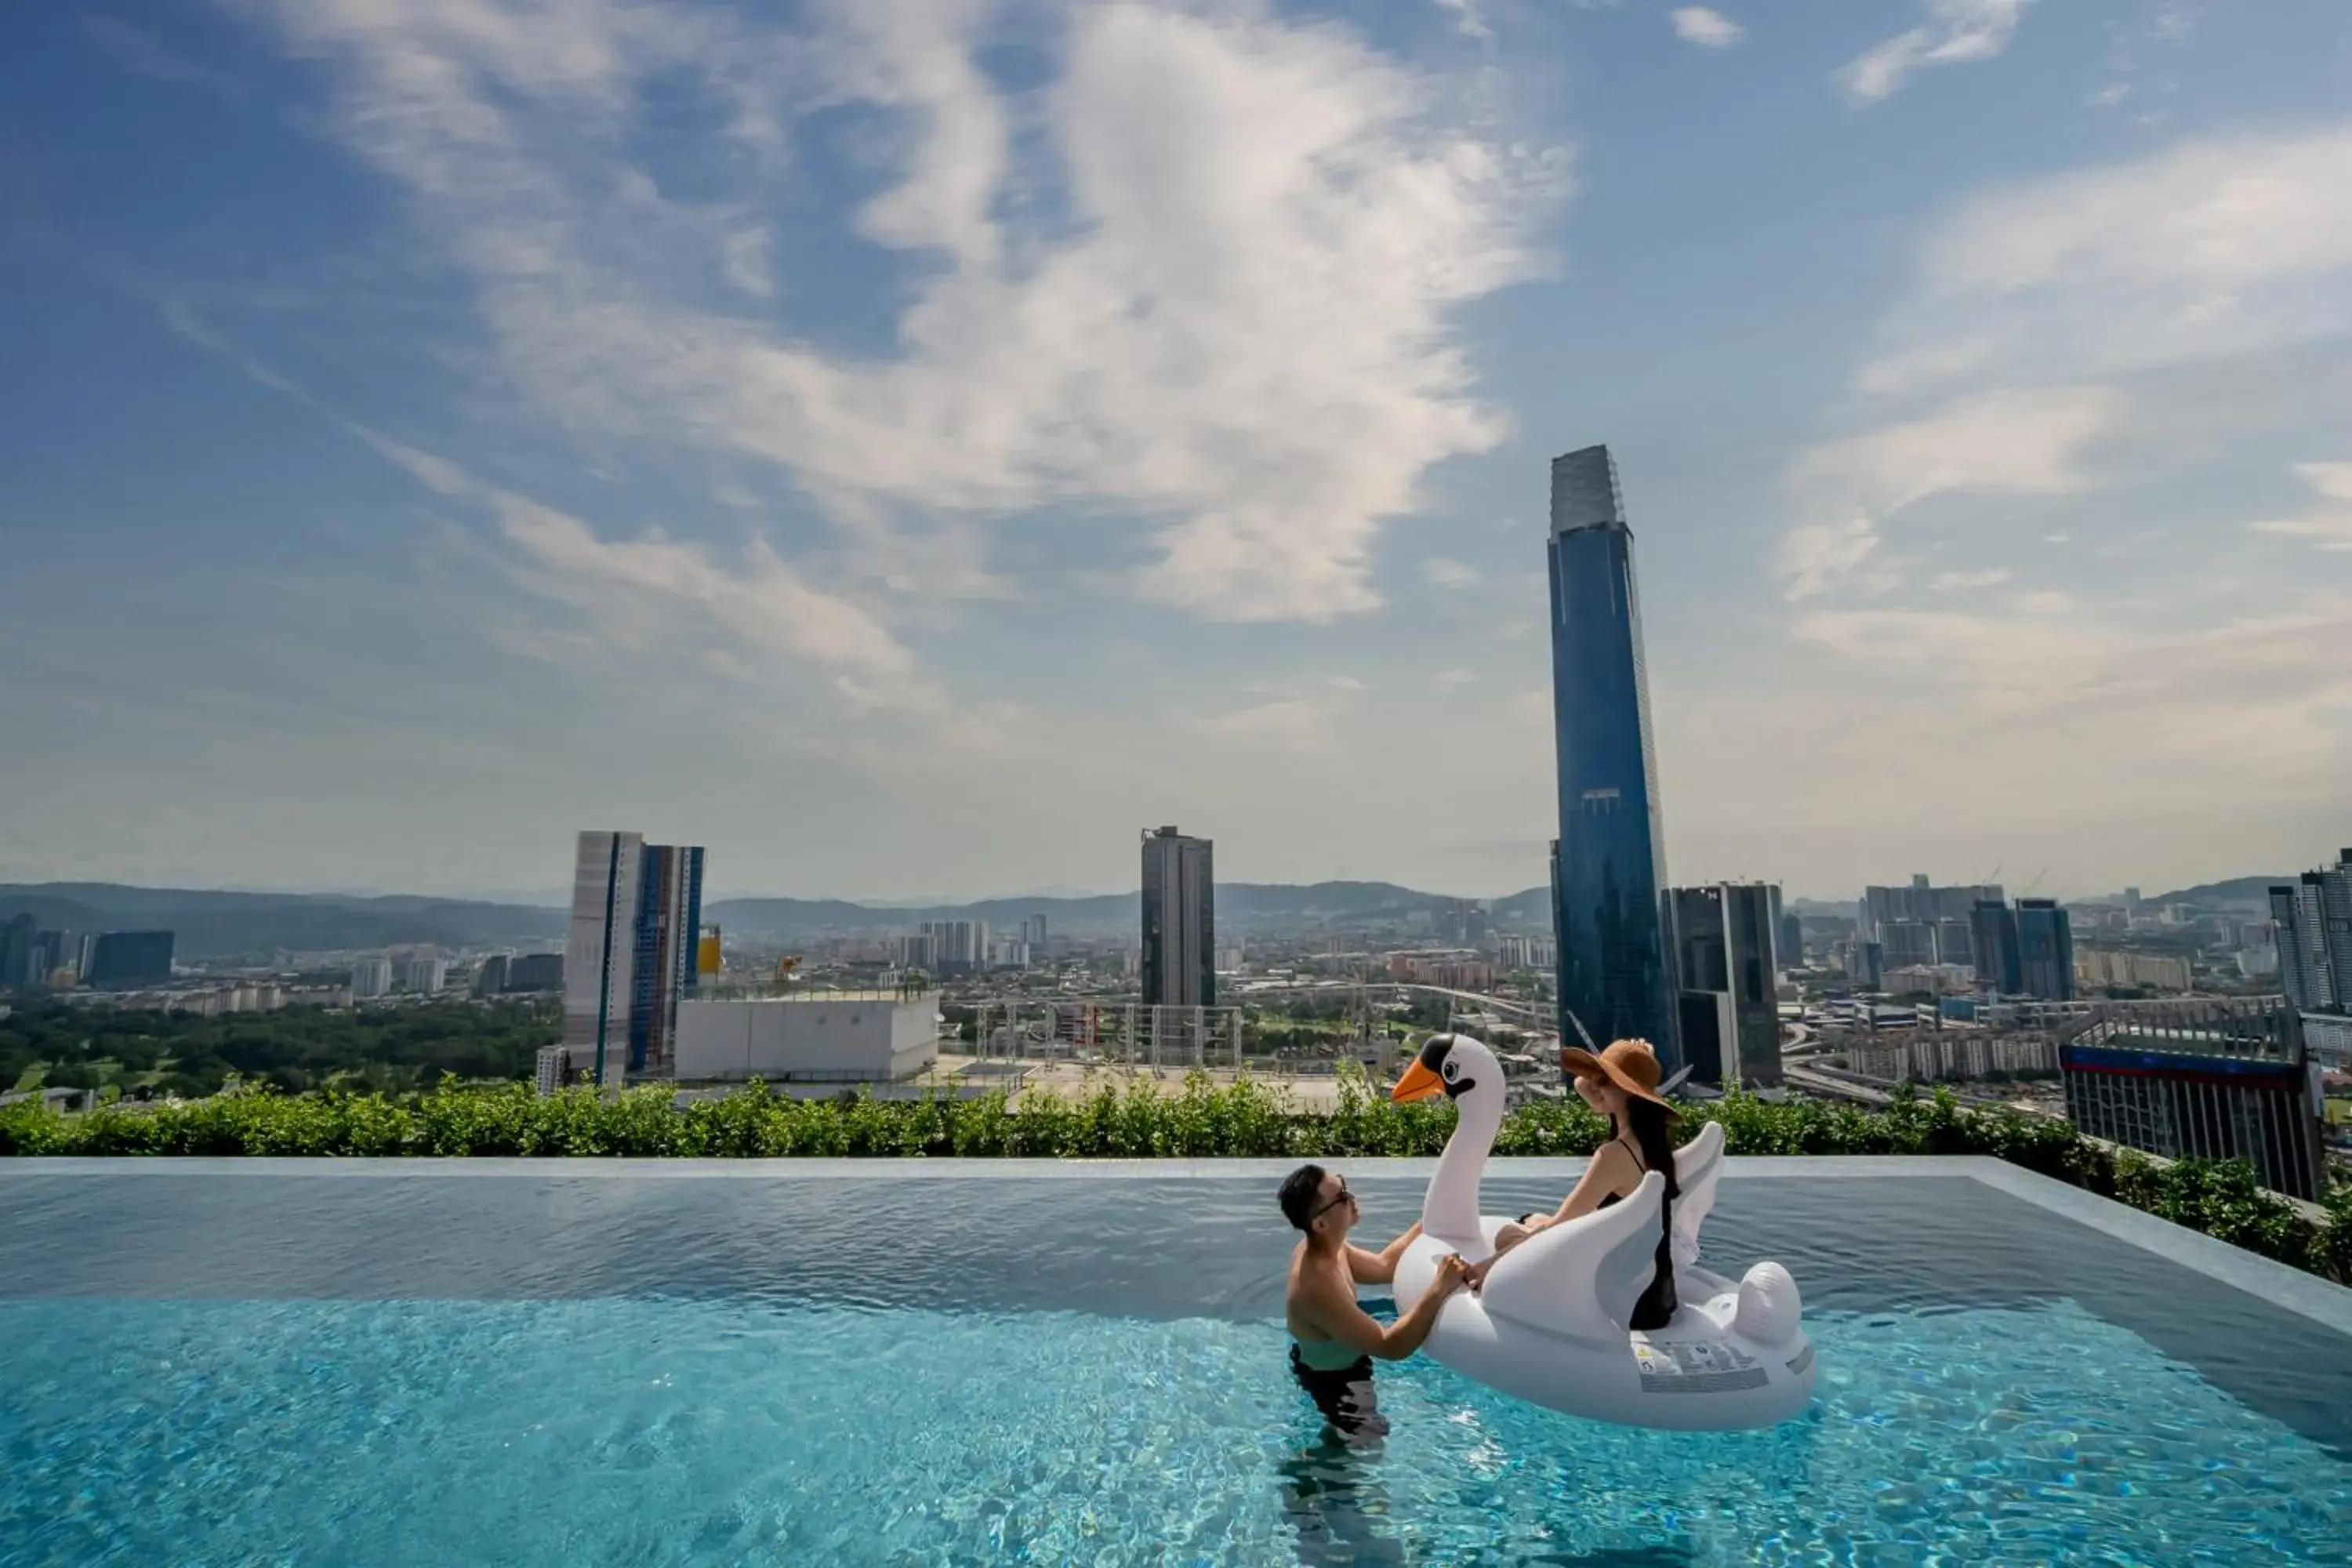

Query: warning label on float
[{"left": 1634, "top": 1340, "right": 1759, "bottom": 1377}]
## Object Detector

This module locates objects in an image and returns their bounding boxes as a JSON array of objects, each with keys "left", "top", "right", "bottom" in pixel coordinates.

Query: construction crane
[{"left": 2020, "top": 866, "right": 2053, "bottom": 898}]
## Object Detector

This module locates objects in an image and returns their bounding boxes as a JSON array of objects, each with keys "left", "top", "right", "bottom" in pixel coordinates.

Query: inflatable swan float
[{"left": 1388, "top": 1033, "right": 1817, "bottom": 1430}]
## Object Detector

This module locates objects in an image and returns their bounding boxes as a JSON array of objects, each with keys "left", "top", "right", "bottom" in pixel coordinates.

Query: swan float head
[
  {"left": 1390, "top": 1033, "right": 1508, "bottom": 1243},
  {"left": 1390, "top": 1032, "right": 1501, "bottom": 1108}
]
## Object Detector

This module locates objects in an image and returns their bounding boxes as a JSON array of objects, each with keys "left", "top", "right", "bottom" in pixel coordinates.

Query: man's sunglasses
[{"left": 1312, "top": 1181, "right": 1356, "bottom": 1221}]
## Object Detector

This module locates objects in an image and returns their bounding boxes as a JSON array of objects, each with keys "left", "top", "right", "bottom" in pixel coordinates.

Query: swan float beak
[{"left": 1392, "top": 1058, "right": 1445, "bottom": 1102}]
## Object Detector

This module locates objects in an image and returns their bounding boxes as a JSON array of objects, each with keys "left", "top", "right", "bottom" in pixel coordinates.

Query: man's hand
[{"left": 1429, "top": 1253, "right": 1472, "bottom": 1299}]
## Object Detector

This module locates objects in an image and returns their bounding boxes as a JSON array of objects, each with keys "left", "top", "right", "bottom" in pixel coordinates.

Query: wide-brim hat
[{"left": 1560, "top": 1038, "right": 1679, "bottom": 1116}]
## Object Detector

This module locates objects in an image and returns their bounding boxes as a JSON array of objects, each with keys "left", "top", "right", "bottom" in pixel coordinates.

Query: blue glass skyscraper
[{"left": 1548, "top": 445, "right": 1677, "bottom": 1067}]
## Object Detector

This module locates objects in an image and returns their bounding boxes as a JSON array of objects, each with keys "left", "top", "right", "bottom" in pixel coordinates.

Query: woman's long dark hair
[{"left": 1614, "top": 1098, "right": 1682, "bottom": 1207}]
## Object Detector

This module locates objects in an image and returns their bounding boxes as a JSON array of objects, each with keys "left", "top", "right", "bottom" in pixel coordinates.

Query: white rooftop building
[{"left": 674, "top": 991, "right": 942, "bottom": 1083}]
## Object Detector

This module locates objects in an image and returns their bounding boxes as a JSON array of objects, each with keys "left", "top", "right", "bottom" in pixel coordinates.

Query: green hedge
[{"left": 5, "top": 1073, "right": 2347, "bottom": 1283}]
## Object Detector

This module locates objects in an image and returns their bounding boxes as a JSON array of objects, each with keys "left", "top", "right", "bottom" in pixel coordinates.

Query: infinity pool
[{"left": 3, "top": 1159, "right": 2347, "bottom": 1566}]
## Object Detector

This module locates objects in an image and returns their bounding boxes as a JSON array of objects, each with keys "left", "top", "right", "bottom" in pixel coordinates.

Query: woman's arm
[{"left": 1344, "top": 1221, "right": 1422, "bottom": 1285}]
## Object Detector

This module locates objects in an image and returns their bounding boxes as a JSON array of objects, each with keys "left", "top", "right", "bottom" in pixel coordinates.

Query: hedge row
[{"left": 5, "top": 1073, "right": 2347, "bottom": 1283}]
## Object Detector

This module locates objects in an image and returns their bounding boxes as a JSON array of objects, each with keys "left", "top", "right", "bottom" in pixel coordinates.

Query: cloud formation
[
  {"left": 1837, "top": 0, "right": 2033, "bottom": 105},
  {"left": 232, "top": 0, "right": 1562, "bottom": 623},
  {"left": 1670, "top": 9, "right": 1743, "bottom": 49},
  {"left": 1782, "top": 122, "right": 2352, "bottom": 600},
  {"left": 2251, "top": 461, "right": 2352, "bottom": 550}
]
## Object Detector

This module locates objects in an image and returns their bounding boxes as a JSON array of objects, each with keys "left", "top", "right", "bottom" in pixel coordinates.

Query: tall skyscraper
[
  {"left": 0, "top": 914, "right": 35, "bottom": 989},
  {"left": 565, "top": 830, "right": 644, "bottom": 1088},
  {"left": 1547, "top": 445, "right": 1675, "bottom": 1065},
  {"left": 350, "top": 956, "right": 394, "bottom": 1000},
  {"left": 2016, "top": 898, "right": 2075, "bottom": 1002},
  {"left": 630, "top": 843, "right": 703, "bottom": 1074},
  {"left": 86, "top": 931, "right": 175, "bottom": 989},
  {"left": 1665, "top": 884, "right": 1784, "bottom": 1088},
  {"left": 2271, "top": 851, "right": 2352, "bottom": 1012},
  {"left": 921, "top": 920, "right": 990, "bottom": 976},
  {"left": 1141, "top": 826, "right": 1214, "bottom": 1009},
  {"left": 1971, "top": 900, "right": 2024, "bottom": 995}
]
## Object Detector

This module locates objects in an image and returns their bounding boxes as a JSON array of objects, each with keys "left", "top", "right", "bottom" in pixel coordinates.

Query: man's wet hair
[{"left": 1279, "top": 1163, "right": 1329, "bottom": 1232}]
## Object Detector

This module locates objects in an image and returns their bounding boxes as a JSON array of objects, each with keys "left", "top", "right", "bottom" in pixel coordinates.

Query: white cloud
[
  {"left": 1777, "top": 514, "right": 1893, "bottom": 601},
  {"left": 1778, "top": 387, "right": 2114, "bottom": 598},
  {"left": 1837, "top": 0, "right": 2034, "bottom": 106},
  {"left": 720, "top": 229, "right": 773, "bottom": 301},
  {"left": 1434, "top": 0, "right": 1492, "bottom": 42},
  {"left": 1671, "top": 9, "right": 1744, "bottom": 49},
  {"left": 712, "top": 483, "right": 760, "bottom": 510},
  {"left": 1860, "top": 125, "right": 2352, "bottom": 400},
  {"left": 2249, "top": 461, "right": 2352, "bottom": 550},
  {"left": 1193, "top": 698, "right": 1338, "bottom": 754},
  {"left": 1422, "top": 556, "right": 1479, "bottom": 588},
  {"left": 84, "top": 16, "right": 245, "bottom": 99},
  {"left": 1931, "top": 568, "right": 2010, "bottom": 590},
  {"left": 493, "top": 494, "right": 930, "bottom": 710},
  {"left": 232, "top": 0, "right": 1562, "bottom": 624}
]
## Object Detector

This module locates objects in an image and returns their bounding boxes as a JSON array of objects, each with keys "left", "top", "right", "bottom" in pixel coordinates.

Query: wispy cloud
[
  {"left": 1434, "top": 0, "right": 1493, "bottom": 42},
  {"left": 83, "top": 16, "right": 244, "bottom": 100},
  {"left": 1671, "top": 9, "right": 1744, "bottom": 49},
  {"left": 1837, "top": 0, "right": 2034, "bottom": 106},
  {"left": 1778, "top": 387, "right": 2114, "bottom": 598},
  {"left": 1780, "top": 122, "right": 2352, "bottom": 599},
  {"left": 231, "top": 0, "right": 1565, "bottom": 625},
  {"left": 1422, "top": 556, "right": 1479, "bottom": 588},
  {"left": 1931, "top": 568, "right": 2011, "bottom": 590},
  {"left": 2250, "top": 461, "right": 2352, "bottom": 550}
]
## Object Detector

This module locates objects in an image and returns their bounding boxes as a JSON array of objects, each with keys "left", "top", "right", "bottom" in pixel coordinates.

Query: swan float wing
[{"left": 1478, "top": 1170, "right": 1666, "bottom": 1343}]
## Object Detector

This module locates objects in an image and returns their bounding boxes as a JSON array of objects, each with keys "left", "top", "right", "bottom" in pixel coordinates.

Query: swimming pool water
[{"left": 3, "top": 1164, "right": 2347, "bottom": 1566}]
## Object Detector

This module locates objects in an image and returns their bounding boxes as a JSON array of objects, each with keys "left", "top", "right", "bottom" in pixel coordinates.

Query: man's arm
[
  {"left": 1298, "top": 1253, "right": 1465, "bottom": 1362},
  {"left": 1343, "top": 1221, "right": 1422, "bottom": 1285}
]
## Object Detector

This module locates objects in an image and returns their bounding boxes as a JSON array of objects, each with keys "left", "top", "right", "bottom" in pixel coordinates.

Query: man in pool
[{"left": 1279, "top": 1164, "right": 1472, "bottom": 1441}]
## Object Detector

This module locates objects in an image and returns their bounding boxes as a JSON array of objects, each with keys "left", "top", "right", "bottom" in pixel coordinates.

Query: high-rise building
[
  {"left": 2062, "top": 999, "right": 2325, "bottom": 1200},
  {"left": 86, "top": 931, "right": 175, "bottom": 989},
  {"left": 1141, "top": 826, "right": 1214, "bottom": 1009},
  {"left": 475, "top": 953, "right": 512, "bottom": 997},
  {"left": 1971, "top": 900, "right": 2024, "bottom": 995},
  {"left": 1546, "top": 445, "right": 1675, "bottom": 1065},
  {"left": 1665, "top": 884, "right": 1784, "bottom": 1089},
  {"left": 564, "top": 830, "right": 645, "bottom": 1088},
  {"left": 921, "top": 920, "right": 989, "bottom": 977},
  {"left": 31, "top": 931, "right": 64, "bottom": 982},
  {"left": 350, "top": 956, "right": 394, "bottom": 1000},
  {"left": 1861, "top": 881, "right": 2005, "bottom": 948},
  {"left": 0, "top": 914, "right": 36, "bottom": 989},
  {"left": 398, "top": 956, "right": 448, "bottom": 995},
  {"left": 1845, "top": 939, "right": 1885, "bottom": 990},
  {"left": 2271, "top": 850, "right": 2352, "bottom": 1013},
  {"left": 630, "top": 844, "right": 704, "bottom": 1075},
  {"left": 74, "top": 931, "right": 99, "bottom": 981},
  {"left": 2016, "top": 898, "right": 2075, "bottom": 1001}
]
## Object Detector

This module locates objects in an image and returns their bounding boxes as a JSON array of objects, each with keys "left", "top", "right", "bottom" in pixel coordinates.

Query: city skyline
[{"left": 5, "top": 3, "right": 2351, "bottom": 902}]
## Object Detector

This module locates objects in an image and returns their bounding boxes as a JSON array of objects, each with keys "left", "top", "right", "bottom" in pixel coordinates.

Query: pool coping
[{"left": 7, "top": 1156, "right": 2347, "bottom": 1338}]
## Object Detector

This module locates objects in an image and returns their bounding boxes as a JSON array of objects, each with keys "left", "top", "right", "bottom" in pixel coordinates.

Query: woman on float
[{"left": 1465, "top": 1037, "right": 1681, "bottom": 1332}]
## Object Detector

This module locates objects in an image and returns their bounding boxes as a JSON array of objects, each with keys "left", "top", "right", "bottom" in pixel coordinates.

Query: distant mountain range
[
  {"left": 0, "top": 879, "right": 1559, "bottom": 960},
  {"left": 0, "top": 884, "right": 568, "bottom": 963},
  {"left": 4, "top": 870, "right": 2288, "bottom": 962},
  {"left": 2140, "top": 876, "right": 2291, "bottom": 911}
]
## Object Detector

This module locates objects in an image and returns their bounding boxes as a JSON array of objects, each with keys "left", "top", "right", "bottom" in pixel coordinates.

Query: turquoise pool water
[{"left": 2, "top": 1165, "right": 2347, "bottom": 1566}]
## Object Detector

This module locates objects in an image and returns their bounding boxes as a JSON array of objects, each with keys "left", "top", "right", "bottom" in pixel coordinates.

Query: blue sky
[{"left": 2, "top": 0, "right": 2348, "bottom": 903}]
